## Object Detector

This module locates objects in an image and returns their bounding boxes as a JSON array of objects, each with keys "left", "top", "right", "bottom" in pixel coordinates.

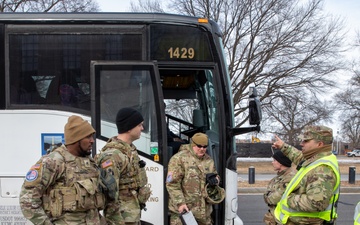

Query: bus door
[
  {"left": 90, "top": 61, "right": 168, "bottom": 225},
  {"left": 90, "top": 61, "right": 224, "bottom": 224}
]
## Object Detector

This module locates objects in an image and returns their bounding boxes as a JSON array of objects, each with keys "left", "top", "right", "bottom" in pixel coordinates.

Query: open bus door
[{"left": 90, "top": 61, "right": 169, "bottom": 225}]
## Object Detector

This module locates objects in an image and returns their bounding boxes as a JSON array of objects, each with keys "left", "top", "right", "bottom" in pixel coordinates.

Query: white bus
[{"left": 0, "top": 13, "right": 261, "bottom": 225}]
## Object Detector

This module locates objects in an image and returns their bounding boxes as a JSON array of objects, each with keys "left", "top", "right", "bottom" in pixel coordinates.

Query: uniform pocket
[{"left": 74, "top": 179, "right": 97, "bottom": 210}]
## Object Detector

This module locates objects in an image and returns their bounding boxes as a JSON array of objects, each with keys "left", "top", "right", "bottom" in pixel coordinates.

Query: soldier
[
  {"left": 263, "top": 150, "right": 295, "bottom": 225},
  {"left": 355, "top": 201, "right": 360, "bottom": 225},
  {"left": 166, "top": 132, "right": 225, "bottom": 225},
  {"left": 96, "top": 107, "right": 151, "bottom": 225},
  {"left": 19, "top": 115, "right": 106, "bottom": 225},
  {"left": 272, "top": 125, "right": 340, "bottom": 225}
]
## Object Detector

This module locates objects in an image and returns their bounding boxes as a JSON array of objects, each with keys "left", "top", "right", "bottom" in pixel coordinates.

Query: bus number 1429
[{"left": 167, "top": 47, "right": 195, "bottom": 59}]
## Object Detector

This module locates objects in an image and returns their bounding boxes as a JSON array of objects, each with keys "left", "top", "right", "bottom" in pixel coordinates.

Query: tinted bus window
[{"left": 8, "top": 33, "right": 142, "bottom": 110}]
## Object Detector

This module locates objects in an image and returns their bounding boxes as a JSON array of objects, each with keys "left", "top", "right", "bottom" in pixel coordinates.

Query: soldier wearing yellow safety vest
[
  {"left": 272, "top": 125, "right": 340, "bottom": 225},
  {"left": 354, "top": 201, "right": 360, "bottom": 225}
]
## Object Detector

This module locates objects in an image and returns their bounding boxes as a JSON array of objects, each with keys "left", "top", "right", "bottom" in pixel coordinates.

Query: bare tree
[
  {"left": 262, "top": 90, "right": 334, "bottom": 145},
  {"left": 339, "top": 115, "right": 360, "bottom": 148},
  {"left": 0, "top": 0, "right": 99, "bottom": 12},
  {"left": 131, "top": 0, "right": 345, "bottom": 132},
  {"left": 131, "top": 0, "right": 164, "bottom": 12},
  {"left": 335, "top": 33, "right": 360, "bottom": 147}
]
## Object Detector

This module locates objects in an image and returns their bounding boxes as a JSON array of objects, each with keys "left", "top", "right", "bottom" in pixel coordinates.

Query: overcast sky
[
  {"left": 96, "top": 0, "right": 131, "bottom": 12},
  {"left": 96, "top": 0, "right": 359, "bottom": 43}
]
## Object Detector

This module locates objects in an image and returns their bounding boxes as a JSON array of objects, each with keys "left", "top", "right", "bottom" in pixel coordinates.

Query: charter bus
[{"left": 0, "top": 13, "right": 261, "bottom": 225}]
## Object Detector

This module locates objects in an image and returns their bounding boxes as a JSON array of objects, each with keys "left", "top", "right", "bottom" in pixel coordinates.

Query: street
[{"left": 238, "top": 193, "right": 359, "bottom": 224}]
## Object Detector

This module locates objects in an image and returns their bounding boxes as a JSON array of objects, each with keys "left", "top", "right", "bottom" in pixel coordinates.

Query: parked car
[{"left": 347, "top": 149, "right": 360, "bottom": 157}]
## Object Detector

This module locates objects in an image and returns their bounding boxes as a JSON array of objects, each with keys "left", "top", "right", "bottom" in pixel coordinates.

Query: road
[{"left": 238, "top": 193, "right": 359, "bottom": 224}]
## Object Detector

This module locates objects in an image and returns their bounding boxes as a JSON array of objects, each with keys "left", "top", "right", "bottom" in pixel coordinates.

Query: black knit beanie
[
  {"left": 116, "top": 108, "right": 144, "bottom": 134},
  {"left": 272, "top": 151, "right": 292, "bottom": 167}
]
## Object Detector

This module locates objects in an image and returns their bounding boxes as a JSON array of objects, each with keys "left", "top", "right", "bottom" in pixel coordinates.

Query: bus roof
[{"left": 0, "top": 12, "right": 221, "bottom": 33}]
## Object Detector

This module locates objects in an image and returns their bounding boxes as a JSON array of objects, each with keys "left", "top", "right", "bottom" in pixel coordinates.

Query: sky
[
  {"left": 96, "top": 0, "right": 131, "bottom": 12},
  {"left": 95, "top": 0, "right": 360, "bottom": 43}
]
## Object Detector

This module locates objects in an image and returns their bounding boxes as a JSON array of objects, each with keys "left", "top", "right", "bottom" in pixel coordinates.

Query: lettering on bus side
[
  {"left": 145, "top": 167, "right": 159, "bottom": 172},
  {"left": 0, "top": 205, "right": 28, "bottom": 224}
]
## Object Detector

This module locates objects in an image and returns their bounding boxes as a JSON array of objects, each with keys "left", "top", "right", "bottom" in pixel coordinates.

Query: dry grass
[{"left": 237, "top": 157, "right": 360, "bottom": 188}]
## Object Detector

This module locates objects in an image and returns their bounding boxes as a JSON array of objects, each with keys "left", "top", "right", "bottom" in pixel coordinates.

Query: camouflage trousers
[
  {"left": 119, "top": 189, "right": 141, "bottom": 223},
  {"left": 169, "top": 212, "right": 211, "bottom": 225},
  {"left": 104, "top": 189, "right": 141, "bottom": 224},
  {"left": 263, "top": 211, "right": 279, "bottom": 225},
  {"left": 51, "top": 209, "right": 106, "bottom": 225}
]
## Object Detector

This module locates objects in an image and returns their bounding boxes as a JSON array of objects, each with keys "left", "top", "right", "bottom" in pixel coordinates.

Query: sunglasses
[
  {"left": 192, "top": 139, "right": 208, "bottom": 148},
  {"left": 196, "top": 144, "right": 208, "bottom": 148}
]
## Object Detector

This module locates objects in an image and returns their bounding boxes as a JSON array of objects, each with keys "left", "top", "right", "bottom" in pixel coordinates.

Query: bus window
[
  {"left": 10, "top": 75, "right": 45, "bottom": 104},
  {"left": 161, "top": 68, "right": 221, "bottom": 168},
  {"left": 8, "top": 29, "right": 143, "bottom": 110},
  {"left": 94, "top": 63, "right": 161, "bottom": 157}
]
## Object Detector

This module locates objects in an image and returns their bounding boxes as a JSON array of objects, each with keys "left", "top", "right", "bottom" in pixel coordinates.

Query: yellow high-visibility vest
[
  {"left": 274, "top": 154, "right": 340, "bottom": 224},
  {"left": 354, "top": 202, "right": 360, "bottom": 225}
]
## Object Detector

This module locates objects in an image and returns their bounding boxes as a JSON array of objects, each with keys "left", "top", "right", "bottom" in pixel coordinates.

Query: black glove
[
  {"left": 140, "top": 203, "right": 147, "bottom": 211},
  {"left": 206, "top": 173, "right": 218, "bottom": 186},
  {"left": 139, "top": 160, "right": 146, "bottom": 168}
]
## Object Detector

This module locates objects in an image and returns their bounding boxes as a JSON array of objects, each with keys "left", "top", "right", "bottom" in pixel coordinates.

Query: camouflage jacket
[
  {"left": 96, "top": 137, "right": 147, "bottom": 191},
  {"left": 280, "top": 144, "right": 338, "bottom": 225},
  {"left": 95, "top": 137, "right": 148, "bottom": 224},
  {"left": 264, "top": 167, "right": 295, "bottom": 210},
  {"left": 166, "top": 144, "right": 218, "bottom": 224},
  {"left": 19, "top": 145, "right": 104, "bottom": 225},
  {"left": 263, "top": 167, "right": 295, "bottom": 225}
]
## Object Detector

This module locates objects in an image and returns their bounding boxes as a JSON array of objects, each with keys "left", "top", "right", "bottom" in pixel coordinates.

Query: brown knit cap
[
  {"left": 64, "top": 115, "right": 95, "bottom": 145},
  {"left": 191, "top": 132, "right": 208, "bottom": 147}
]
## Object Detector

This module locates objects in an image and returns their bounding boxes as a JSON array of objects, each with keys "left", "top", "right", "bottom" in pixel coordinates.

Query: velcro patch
[
  {"left": 31, "top": 164, "right": 41, "bottom": 170},
  {"left": 25, "top": 170, "right": 39, "bottom": 182},
  {"left": 166, "top": 172, "right": 173, "bottom": 183},
  {"left": 101, "top": 159, "right": 113, "bottom": 169}
]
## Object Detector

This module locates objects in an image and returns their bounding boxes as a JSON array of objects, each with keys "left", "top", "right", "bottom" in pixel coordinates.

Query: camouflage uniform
[
  {"left": 263, "top": 167, "right": 295, "bottom": 225},
  {"left": 19, "top": 145, "right": 105, "bottom": 225},
  {"left": 275, "top": 125, "right": 340, "bottom": 225},
  {"left": 96, "top": 137, "right": 149, "bottom": 225},
  {"left": 166, "top": 144, "right": 219, "bottom": 225}
]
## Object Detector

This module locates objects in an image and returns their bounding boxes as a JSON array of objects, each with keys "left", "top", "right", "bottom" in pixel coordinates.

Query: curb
[{"left": 238, "top": 186, "right": 360, "bottom": 194}]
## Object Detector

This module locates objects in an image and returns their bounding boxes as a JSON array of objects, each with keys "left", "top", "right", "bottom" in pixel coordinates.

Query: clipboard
[{"left": 180, "top": 211, "right": 198, "bottom": 225}]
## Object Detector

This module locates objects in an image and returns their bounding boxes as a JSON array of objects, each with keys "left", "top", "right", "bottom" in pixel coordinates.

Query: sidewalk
[
  {"left": 237, "top": 156, "right": 360, "bottom": 194},
  {"left": 238, "top": 173, "right": 360, "bottom": 194}
]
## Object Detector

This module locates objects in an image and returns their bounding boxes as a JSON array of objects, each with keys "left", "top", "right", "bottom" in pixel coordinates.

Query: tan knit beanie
[
  {"left": 64, "top": 115, "right": 95, "bottom": 145},
  {"left": 191, "top": 132, "right": 208, "bottom": 147}
]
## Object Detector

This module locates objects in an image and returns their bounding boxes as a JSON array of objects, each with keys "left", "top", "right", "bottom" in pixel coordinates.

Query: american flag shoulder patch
[
  {"left": 31, "top": 164, "right": 41, "bottom": 170},
  {"left": 101, "top": 159, "right": 113, "bottom": 168}
]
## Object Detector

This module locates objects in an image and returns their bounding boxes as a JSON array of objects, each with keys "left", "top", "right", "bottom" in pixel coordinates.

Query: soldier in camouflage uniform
[
  {"left": 19, "top": 115, "right": 106, "bottom": 225},
  {"left": 263, "top": 151, "right": 295, "bottom": 225},
  {"left": 354, "top": 201, "right": 360, "bottom": 225},
  {"left": 95, "top": 108, "right": 150, "bottom": 225},
  {"left": 166, "top": 132, "right": 225, "bottom": 225},
  {"left": 272, "top": 125, "right": 340, "bottom": 225}
]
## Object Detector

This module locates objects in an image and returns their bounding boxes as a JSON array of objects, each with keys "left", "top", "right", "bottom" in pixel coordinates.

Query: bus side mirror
[
  {"left": 248, "top": 87, "right": 262, "bottom": 125},
  {"left": 228, "top": 87, "right": 262, "bottom": 136}
]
